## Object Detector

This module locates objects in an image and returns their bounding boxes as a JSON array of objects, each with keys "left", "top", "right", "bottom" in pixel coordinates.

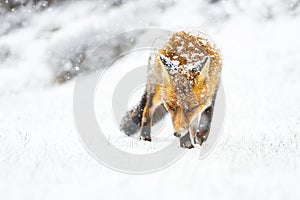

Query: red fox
[{"left": 120, "top": 31, "right": 222, "bottom": 148}]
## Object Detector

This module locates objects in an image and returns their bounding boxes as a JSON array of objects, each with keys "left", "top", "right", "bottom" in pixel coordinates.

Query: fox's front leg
[
  {"left": 190, "top": 95, "right": 216, "bottom": 146},
  {"left": 140, "top": 102, "right": 152, "bottom": 141},
  {"left": 194, "top": 96, "right": 216, "bottom": 145},
  {"left": 140, "top": 84, "right": 162, "bottom": 141},
  {"left": 194, "top": 105, "right": 214, "bottom": 145}
]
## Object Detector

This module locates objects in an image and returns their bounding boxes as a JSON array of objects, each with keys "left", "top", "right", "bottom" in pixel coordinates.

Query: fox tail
[{"left": 120, "top": 91, "right": 167, "bottom": 136}]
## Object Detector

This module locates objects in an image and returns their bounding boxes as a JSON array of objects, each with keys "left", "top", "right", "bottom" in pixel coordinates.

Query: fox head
[
  {"left": 155, "top": 31, "right": 221, "bottom": 138},
  {"left": 159, "top": 54, "right": 211, "bottom": 137}
]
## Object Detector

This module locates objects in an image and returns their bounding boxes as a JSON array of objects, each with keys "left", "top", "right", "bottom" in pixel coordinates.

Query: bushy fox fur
[{"left": 120, "top": 31, "right": 222, "bottom": 148}]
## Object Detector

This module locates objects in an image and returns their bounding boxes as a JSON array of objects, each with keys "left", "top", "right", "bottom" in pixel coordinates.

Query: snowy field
[{"left": 1, "top": 0, "right": 300, "bottom": 199}]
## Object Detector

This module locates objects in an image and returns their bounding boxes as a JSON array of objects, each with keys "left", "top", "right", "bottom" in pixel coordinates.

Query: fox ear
[
  {"left": 159, "top": 54, "right": 177, "bottom": 72},
  {"left": 159, "top": 55, "right": 173, "bottom": 84},
  {"left": 194, "top": 57, "right": 210, "bottom": 78}
]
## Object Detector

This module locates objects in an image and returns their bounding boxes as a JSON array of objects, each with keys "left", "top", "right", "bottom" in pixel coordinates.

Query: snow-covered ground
[{"left": 1, "top": 0, "right": 300, "bottom": 199}]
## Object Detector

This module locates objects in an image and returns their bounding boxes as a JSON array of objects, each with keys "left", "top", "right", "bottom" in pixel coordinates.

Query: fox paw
[
  {"left": 194, "top": 130, "right": 208, "bottom": 146},
  {"left": 140, "top": 135, "right": 152, "bottom": 142},
  {"left": 140, "top": 126, "right": 152, "bottom": 142}
]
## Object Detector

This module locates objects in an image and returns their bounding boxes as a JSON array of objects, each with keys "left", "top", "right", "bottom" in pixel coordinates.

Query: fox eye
[
  {"left": 166, "top": 103, "right": 176, "bottom": 112},
  {"left": 169, "top": 106, "right": 176, "bottom": 112}
]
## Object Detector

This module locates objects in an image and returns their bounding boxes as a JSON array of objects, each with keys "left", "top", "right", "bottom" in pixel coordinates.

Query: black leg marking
[
  {"left": 140, "top": 125, "right": 152, "bottom": 141},
  {"left": 195, "top": 95, "right": 216, "bottom": 145}
]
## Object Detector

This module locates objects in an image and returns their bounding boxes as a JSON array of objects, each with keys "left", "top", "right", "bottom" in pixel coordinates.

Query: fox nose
[{"left": 174, "top": 132, "right": 181, "bottom": 138}]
